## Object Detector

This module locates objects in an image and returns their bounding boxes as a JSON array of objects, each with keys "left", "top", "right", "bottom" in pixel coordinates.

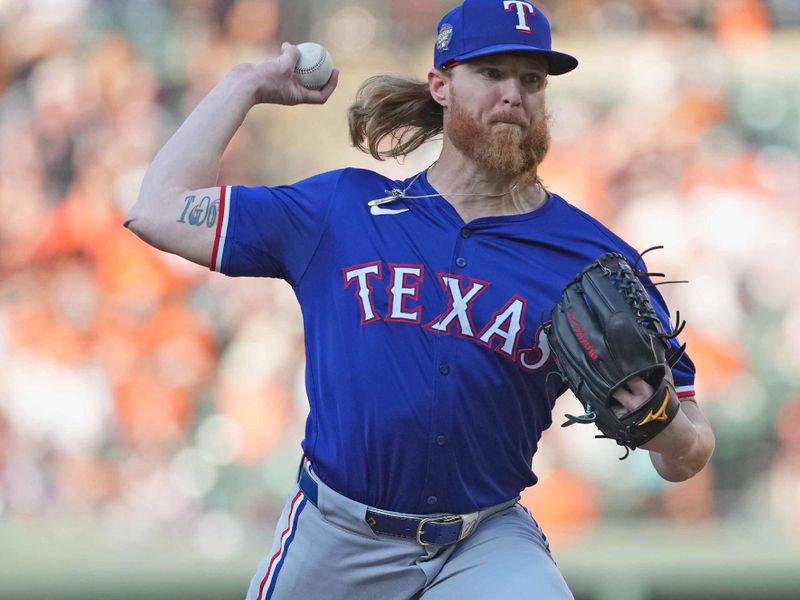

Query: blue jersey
[{"left": 212, "top": 168, "right": 695, "bottom": 514}]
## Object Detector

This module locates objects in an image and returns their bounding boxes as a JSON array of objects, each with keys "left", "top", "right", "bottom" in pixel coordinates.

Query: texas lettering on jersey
[{"left": 342, "top": 261, "right": 553, "bottom": 373}]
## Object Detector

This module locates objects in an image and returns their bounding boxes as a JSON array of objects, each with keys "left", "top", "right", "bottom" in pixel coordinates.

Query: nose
[{"left": 500, "top": 78, "right": 523, "bottom": 107}]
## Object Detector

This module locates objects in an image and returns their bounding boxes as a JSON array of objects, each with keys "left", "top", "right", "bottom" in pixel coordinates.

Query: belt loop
[
  {"left": 298, "top": 460, "right": 319, "bottom": 507},
  {"left": 458, "top": 511, "right": 480, "bottom": 540}
]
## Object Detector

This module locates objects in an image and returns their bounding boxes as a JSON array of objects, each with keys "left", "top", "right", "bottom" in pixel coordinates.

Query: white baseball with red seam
[{"left": 294, "top": 42, "right": 334, "bottom": 89}]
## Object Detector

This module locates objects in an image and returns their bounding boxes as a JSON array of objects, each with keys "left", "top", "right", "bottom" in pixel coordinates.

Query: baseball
[{"left": 294, "top": 42, "right": 334, "bottom": 90}]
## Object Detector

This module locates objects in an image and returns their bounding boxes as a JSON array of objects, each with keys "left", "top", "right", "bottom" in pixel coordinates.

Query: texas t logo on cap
[
  {"left": 504, "top": 1, "right": 536, "bottom": 33},
  {"left": 433, "top": 0, "right": 578, "bottom": 75}
]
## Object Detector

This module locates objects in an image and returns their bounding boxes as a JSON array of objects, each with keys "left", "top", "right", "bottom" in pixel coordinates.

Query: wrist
[
  {"left": 641, "top": 406, "right": 697, "bottom": 457},
  {"left": 224, "top": 63, "right": 262, "bottom": 106}
]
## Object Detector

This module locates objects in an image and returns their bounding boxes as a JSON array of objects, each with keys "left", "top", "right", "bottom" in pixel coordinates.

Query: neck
[{"left": 427, "top": 142, "right": 545, "bottom": 222}]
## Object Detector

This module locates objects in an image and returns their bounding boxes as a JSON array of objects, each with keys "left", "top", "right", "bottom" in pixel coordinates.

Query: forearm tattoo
[{"left": 177, "top": 193, "right": 219, "bottom": 228}]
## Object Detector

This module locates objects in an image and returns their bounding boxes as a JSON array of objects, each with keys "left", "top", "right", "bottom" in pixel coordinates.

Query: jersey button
[
  {"left": 439, "top": 363, "right": 450, "bottom": 375},
  {"left": 426, "top": 495, "right": 438, "bottom": 505},
  {"left": 436, "top": 435, "right": 448, "bottom": 446},
  {"left": 460, "top": 229, "right": 472, "bottom": 239},
  {"left": 455, "top": 257, "right": 467, "bottom": 268}
]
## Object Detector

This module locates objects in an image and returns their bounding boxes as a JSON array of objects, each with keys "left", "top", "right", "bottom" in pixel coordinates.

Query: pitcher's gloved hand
[{"left": 545, "top": 252, "right": 686, "bottom": 458}]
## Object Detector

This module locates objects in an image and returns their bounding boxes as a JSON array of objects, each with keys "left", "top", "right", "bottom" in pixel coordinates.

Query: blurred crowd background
[{"left": 1, "top": 0, "right": 799, "bottom": 582}]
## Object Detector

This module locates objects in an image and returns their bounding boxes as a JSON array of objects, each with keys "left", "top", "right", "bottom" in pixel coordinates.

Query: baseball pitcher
[{"left": 126, "top": 1, "right": 715, "bottom": 598}]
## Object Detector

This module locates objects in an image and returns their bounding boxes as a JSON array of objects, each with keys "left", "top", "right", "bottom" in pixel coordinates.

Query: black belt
[{"left": 298, "top": 465, "right": 475, "bottom": 546}]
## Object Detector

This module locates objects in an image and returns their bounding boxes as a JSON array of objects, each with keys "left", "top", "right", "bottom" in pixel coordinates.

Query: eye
[
  {"left": 481, "top": 67, "right": 503, "bottom": 80},
  {"left": 522, "top": 73, "right": 544, "bottom": 87}
]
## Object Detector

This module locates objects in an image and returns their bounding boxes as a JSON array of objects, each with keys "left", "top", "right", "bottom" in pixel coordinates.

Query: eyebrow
[{"left": 468, "top": 57, "right": 548, "bottom": 73}]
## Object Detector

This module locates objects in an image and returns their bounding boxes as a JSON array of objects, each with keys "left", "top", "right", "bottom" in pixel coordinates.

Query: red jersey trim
[{"left": 210, "top": 185, "right": 229, "bottom": 271}]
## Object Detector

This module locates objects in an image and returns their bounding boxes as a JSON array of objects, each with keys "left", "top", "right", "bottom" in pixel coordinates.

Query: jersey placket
[{"left": 418, "top": 223, "right": 481, "bottom": 512}]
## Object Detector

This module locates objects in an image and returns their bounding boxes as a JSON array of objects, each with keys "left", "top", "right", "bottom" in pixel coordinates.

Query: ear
[{"left": 428, "top": 68, "right": 450, "bottom": 108}]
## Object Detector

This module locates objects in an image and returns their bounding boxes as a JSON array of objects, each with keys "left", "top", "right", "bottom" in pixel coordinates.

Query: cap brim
[{"left": 450, "top": 44, "right": 578, "bottom": 75}]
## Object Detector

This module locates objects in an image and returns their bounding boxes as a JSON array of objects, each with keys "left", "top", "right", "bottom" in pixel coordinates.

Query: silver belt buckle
[{"left": 416, "top": 515, "right": 463, "bottom": 546}]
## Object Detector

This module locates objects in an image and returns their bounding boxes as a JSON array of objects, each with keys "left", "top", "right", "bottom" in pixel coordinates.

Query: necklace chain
[{"left": 368, "top": 163, "right": 528, "bottom": 207}]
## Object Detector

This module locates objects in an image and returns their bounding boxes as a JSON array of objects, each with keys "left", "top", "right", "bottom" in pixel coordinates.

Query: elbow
[
  {"left": 123, "top": 200, "right": 159, "bottom": 247},
  {"left": 123, "top": 204, "right": 146, "bottom": 238},
  {"left": 125, "top": 175, "right": 169, "bottom": 239},
  {"left": 689, "top": 422, "right": 716, "bottom": 477},
  {"left": 659, "top": 456, "right": 709, "bottom": 483},
  {"left": 692, "top": 429, "right": 717, "bottom": 476},
  {"left": 123, "top": 207, "right": 138, "bottom": 232},
  {"left": 124, "top": 184, "right": 164, "bottom": 242}
]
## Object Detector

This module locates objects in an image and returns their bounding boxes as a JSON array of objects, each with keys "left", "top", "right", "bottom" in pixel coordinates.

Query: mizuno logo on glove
[{"left": 638, "top": 390, "right": 671, "bottom": 426}]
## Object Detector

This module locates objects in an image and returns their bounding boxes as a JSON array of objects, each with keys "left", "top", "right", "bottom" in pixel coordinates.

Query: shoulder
[
  {"left": 548, "top": 192, "right": 642, "bottom": 262},
  {"left": 237, "top": 168, "right": 395, "bottom": 203},
  {"left": 336, "top": 167, "right": 398, "bottom": 187},
  {"left": 262, "top": 167, "right": 389, "bottom": 189},
  {"left": 323, "top": 168, "right": 422, "bottom": 209},
  {"left": 298, "top": 167, "right": 406, "bottom": 198}
]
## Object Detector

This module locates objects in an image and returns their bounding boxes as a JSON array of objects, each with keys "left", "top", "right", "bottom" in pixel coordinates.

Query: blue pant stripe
[{"left": 265, "top": 497, "right": 307, "bottom": 599}]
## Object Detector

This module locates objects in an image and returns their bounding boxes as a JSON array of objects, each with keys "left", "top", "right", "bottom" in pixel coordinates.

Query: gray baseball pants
[{"left": 246, "top": 462, "right": 574, "bottom": 600}]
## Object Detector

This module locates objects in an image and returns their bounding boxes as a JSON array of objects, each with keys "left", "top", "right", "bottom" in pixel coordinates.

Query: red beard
[{"left": 446, "top": 93, "right": 550, "bottom": 179}]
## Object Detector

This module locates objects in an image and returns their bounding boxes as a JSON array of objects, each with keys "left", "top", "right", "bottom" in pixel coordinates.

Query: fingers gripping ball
[
  {"left": 545, "top": 252, "right": 687, "bottom": 458},
  {"left": 294, "top": 42, "right": 334, "bottom": 89}
]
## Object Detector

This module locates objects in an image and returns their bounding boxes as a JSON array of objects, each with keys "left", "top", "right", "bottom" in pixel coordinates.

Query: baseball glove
[{"left": 545, "top": 251, "right": 686, "bottom": 458}]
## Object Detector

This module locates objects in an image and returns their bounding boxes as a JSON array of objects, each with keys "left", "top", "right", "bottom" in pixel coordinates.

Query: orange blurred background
[{"left": 1, "top": 0, "right": 799, "bottom": 578}]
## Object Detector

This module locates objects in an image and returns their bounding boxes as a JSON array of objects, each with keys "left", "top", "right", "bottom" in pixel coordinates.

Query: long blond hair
[{"left": 348, "top": 75, "right": 444, "bottom": 160}]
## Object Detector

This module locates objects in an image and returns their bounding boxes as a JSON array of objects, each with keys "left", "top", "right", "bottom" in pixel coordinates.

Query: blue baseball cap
[{"left": 434, "top": 0, "right": 578, "bottom": 75}]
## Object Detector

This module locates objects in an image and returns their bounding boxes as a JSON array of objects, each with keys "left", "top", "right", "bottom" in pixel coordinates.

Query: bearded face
[{"left": 445, "top": 88, "right": 550, "bottom": 179}]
